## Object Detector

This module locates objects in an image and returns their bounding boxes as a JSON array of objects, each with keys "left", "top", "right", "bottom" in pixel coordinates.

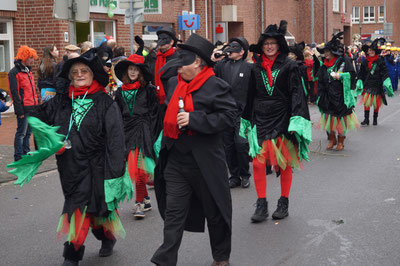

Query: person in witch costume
[
  {"left": 114, "top": 53, "right": 162, "bottom": 219},
  {"left": 241, "top": 20, "right": 312, "bottom": 223},
  {"left": 153, "top": 27, "right": 179, "bottom": 104},
  {"left": 151, "top": 33, "right": 236, "bottom": 266},
  {"left": 356, "top": 38, "right": 394, "bottom": 126},
  {"left": 7, "top": 54, "right": 133, "bottom": 266},
  {"left": 314, "top": 32, "right": 360, "bottom": 150},
  {"left": 214, "top": 36, "right": 252, "bottom": 189}
]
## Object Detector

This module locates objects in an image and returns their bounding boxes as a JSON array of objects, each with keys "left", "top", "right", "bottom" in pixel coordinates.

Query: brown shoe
[
  {"left": 336, "top": 135, "right": 346, "bottom": 151},
  {"left": 212, "top": 260, "right": 230, "bottom": 266},
  {"left": 326, "top": 132, "right": 337, "bottom": 150}
]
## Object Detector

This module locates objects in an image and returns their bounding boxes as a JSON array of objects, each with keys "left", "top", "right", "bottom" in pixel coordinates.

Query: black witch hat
[
  {"left": 60, "top": 55, "right": 109, "bottom": 87},
  {"left": 361, "top": 37, "right": 386, "bottom": 54},
  {"left": 289, "top": 41, "right": 306, "bottom": 61},
  {"left": 251, "top": 20, "right": 289, "bottom": 55},
  {"left": 156, "top": 26, "right": 178, "bottom": 47},
  {"left": 317, "top": 32, "right": 344, "bottom": 56}
]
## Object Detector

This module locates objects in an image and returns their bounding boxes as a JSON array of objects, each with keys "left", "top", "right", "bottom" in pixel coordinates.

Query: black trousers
[
  {"left": 151, "top": 150, "right": 231, "bottom": 266},
  {"left": 223, "top": 118, "right": 250, "bottom": 182}
]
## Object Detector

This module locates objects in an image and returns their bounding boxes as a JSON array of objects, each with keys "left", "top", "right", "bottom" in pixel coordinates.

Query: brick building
[
  {"left": 0, "top": 0, "right": 356, "bottom": 90},
  {"left": 351, "top": 0, "right": 400, "bottom": 44}
]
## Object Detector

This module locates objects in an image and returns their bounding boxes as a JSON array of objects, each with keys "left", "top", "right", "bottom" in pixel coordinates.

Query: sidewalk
[{"left": 0, "top": 113, "right": 57, "bottom": 184}]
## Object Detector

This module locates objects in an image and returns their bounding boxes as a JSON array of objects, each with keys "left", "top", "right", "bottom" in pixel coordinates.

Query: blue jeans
[{"left": 14, "top": 114, "right": 31, "bottom": 161}]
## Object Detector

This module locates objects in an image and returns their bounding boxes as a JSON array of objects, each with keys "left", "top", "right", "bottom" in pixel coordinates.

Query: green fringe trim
[
  {"left": 93, "top": 209, "right": 126, "bottom": 239},
  {"left": 383, "top": 77, "right": 394, "bottom": 97},
  {"left": 355, "top": 79, "right": 363, "bottom": 96},
  {"left": 288, "top": 116, "right": 312, "bottom": 161},
  {"left": 153, "top": 130, "right": 163, "bottom": 159},
  {"left": 319, "top": 112, "right": 360, "bottom": 135},
  {"left": 340, "top": 72, "right": 356, "bottom": 108},
  {"left": 239, "top": 118, "right": 261, "bottom": 158},
  {"left": 56, "top": 206, "right": 88, "bottom": 242},
  {"left": 7, "top": 117, "right": 65, "bottom": 187},
  {"left": 104, "top": 166, "right": 134, "bottom": 211}
]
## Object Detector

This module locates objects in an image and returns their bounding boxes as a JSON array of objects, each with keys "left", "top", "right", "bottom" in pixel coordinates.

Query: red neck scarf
[
  {"left": 68, "top": 80, "right": 106, "bottom": 99},
  {"left": 122, "top": 81, "right": 141, "bottom": 91},
  {"left": 154, "top": 47, "right": 175, "bottom": 104},
  {"left": 324, "top": 56, "right": 339, "bottom": 67},
  {"left": 366, "top": 55, "right": 379, "bottom": 69},
  {"left": 261, "top": 52, "right": 280, "bottom": 87},
  {"left": 163, "top": 66, "right": 215, "bottom": 139}
]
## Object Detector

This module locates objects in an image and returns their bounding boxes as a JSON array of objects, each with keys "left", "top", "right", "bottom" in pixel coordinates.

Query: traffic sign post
[{"left": 120, "top": 0, "right": 145, "bottom": 54}]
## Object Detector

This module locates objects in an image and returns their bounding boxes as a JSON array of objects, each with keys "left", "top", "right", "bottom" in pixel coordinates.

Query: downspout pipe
[
  {"left": 311, "top": 0, "right": 314, "bottom": 43},
  {"left": 261, "top": 0, "right": 264, "bottom": 32},
  {"left": 324, "top": 0, "right": 327, "bottom": 42},
  {"left": 212, "top": 0, "right": 216, "bottom": 44}
]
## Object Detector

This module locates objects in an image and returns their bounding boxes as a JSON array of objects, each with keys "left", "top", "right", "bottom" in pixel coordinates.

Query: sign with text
[{"left": 144, "top": 0, "right": 161, "bottom": 14}]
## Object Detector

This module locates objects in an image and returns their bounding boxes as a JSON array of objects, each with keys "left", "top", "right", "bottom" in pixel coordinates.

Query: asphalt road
[{"left": 1, "top": 92, "right": 400, "bottom": 266}]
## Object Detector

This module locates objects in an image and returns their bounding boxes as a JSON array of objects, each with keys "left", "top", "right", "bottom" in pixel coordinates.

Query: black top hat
[
  {"left": 60, "top": 55, "right": 109, "bottom": 87},
  {"left": 114, "top": 54, "right": 152, "bottom": 82},
  {"left": 157, "top": 27, "right": 178, "bottom": 46},
  {"left": 177, "top": 33, "right": 215, "bottom": 66},
  {"left": 252, "top": 20, "right": 289, "bottom": 55},
  {"left": 289, "top": 41, "right": 306, "bottom": 61},
  {"left": 317, "top": 32, "right": 344, "bottom": 56},
  {"left": 361, "top": 37, "right": 386, "bottom": 55},
  {"left": 229, "top": 36, "right": 250, "bottom": 59}
]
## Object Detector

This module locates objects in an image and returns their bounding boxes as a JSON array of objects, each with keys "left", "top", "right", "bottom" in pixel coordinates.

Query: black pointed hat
[
  {"left": 177, "top": 33, "right": 215, "bottom": 66},
  {"left": 60, "top": 55, "right": 109, "bottom": 87},
  {"left": 289, "top": 41, "right": 306, "bottom": 61},
  {"left": 228, "top": 36, "right": 250, "bottom": 59},
  {"left": 251, "top": 20, "right": 289, "bottom": 55},
  {"left": 317, "top": 32, "right": 345, "bottom": 56},
  {"left": 361, "top": 37, "right": 386, "bottom": 54},
  {"left": 156, "top": 26, "right": 178, "bottom": 47}
]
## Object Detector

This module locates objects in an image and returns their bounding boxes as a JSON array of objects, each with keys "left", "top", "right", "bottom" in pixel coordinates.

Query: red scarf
[
  {"left": 163, "top": 66, "right": 215, "bottom": 139},
  {"left": 68, "top": 80, "right": 106, "bottom": 99},
  {"left": 154, "top": 47, "right": 175, "bottom": 104},
  {"left": 122, "top": 81, "right": 141, "bottom": 91},
  {"left": 366, "top": 55, "right": 379, "bottom": 69},
  {"left": 323, "top": 56, "right": 339, "bottom": 67},
  {"left": 261, "top": 52, "right": 280, "bottom": 87}
]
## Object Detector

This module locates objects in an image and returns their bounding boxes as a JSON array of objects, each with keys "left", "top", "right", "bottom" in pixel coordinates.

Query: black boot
[
  {"left": 373, "top": 112, "right": 378, "bottom": 126},
  {"left": 62, "top": 242, "right": 84, "bottom": 266},
  {"left": 272, "top": 196, "right": 289, "bottom": 219},
  {"left": 251, "top": 198, "right": 268, "bottom": 223},
  {"left": 360, "top": 110, "right": 370, "bottom": 126},
  {"left": 92, "top": 228, "right": 117, "bottom": 257}
]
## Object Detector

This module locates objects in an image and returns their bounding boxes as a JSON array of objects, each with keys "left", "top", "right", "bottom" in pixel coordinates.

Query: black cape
[
  {"left": 243, "top": 54, "right": 310, "bottom": 143},
  {"left": 357, "top": 56, "right": 389, "bottom": 105},
  {"left": 114, "top": 84, "right": 162, "bottom": 159},
  {"left": 32, "top": 91, "right": 126, "bottom": 219},
  {"left": 154, "top": 75, "right": 237, "bottom": 232},
  {"left": 315, "top": 56, "right": 356, "bottom": 117}
]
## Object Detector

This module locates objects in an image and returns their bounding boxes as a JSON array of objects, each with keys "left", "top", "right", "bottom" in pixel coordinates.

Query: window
[
  {"left": 352, "top": 6, "right": 360, "bottom": 23},
  {"left": 333, "top": 0, "right": 339, "bottom": 12},
  {"left": 378, "top": 6, "right": 385, "bottom": 22},
  {"left": 363, "top": 6, "right": 375, "bottom": 23},
  {"left": 91, "top": 20, "right": 115, "bottom": 47},
  {"left": 342, "top": 0, "right": 346, "bottom": 13}
]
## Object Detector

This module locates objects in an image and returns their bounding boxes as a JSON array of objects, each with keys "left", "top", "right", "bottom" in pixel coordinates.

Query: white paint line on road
[{"left": 380, "top": 105, "right": 400, "bottom": 123}]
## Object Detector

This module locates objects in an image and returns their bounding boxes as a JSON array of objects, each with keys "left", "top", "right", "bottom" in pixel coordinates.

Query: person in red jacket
[{"left": 8, "top": 45, "right": 39, "bottom": 161}]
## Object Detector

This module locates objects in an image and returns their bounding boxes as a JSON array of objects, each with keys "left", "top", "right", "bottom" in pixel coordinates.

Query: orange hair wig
[{"left": 15, "top": 45, "right": 38, "bottom": 61}]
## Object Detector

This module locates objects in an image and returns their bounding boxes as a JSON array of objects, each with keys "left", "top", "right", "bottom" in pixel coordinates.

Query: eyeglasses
[
  {"left": 72, "top": 68, "right": 90, "bottom": 77},
  {"left": 263, "top": 42, "right": 278, "bottom": 46}
]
